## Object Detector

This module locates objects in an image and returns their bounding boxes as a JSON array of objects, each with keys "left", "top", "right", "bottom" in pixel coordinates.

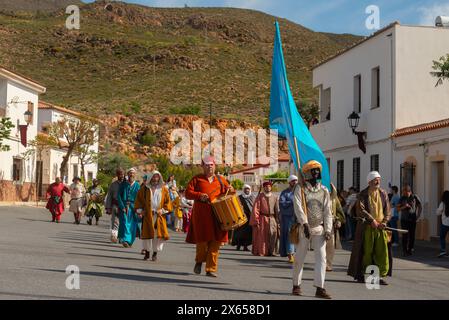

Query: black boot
[{"left": 143, "top": 251, "right": 150, "bottom": 261}]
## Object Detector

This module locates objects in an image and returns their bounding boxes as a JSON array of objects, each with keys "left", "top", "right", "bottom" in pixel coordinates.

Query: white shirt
[{"left": 436, "top": 202, "right": 449, "bottom": 227}]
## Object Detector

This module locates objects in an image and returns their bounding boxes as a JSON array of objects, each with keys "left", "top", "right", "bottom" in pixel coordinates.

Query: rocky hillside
[
  {"left": 0, "top": 0, "right": 361, "bottom": 126},
  {"left": 0, "top": 0, "right": 82, "bottom": 12},
  {"left": 100, "top": 113, "right": 289, "bottom": 163}
]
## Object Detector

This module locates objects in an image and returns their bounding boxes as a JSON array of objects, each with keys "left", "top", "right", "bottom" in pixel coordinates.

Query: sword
[{"left": 355, "top": 217, "right": 408, "bottom": 234}]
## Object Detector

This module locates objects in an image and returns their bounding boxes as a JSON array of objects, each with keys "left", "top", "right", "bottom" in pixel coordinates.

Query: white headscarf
[
  {"left": 146, "top": 170, "right": 164, "bottom": 189},
  {"left": 288, "top": 175, "right": 298, "bottom": 183},
  {"left": 242, "top": 184, "right": 252, "bottom": 199},
  {"left": 367, "top": 171, "right": 381, "bottom": 184}
]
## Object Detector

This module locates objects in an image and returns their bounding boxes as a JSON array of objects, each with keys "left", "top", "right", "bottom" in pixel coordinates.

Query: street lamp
[
  {"left": 24, "top": 110, "right": 33, "bottom": 126},
  {"left": 347, "top": 111, "right": 360, "bottom": 134},
  {"left": 347, "top": 111, "right": 367, "bottom": 153}
]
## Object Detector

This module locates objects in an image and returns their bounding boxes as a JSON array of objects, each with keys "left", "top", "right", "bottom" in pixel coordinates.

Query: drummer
[{"left": 185, "top": 155, "right": 235, "bottom": 277}]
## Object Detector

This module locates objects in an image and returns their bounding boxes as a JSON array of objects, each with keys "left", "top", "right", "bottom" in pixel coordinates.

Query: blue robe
[
  {"left": 279, "top": 187, "right": 295, "bottom": 256},
  {"left": 117, "top": 180, "right": 141, "bottom": 246}
]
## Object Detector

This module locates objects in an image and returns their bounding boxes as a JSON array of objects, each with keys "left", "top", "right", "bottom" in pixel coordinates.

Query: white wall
[
  {"left": 0, "top": 80, "right": 40, "bottom": 183},
  {"left": 311, "top": 26, "right": 395, "bottom": 152},
  {"left": 38, "top": 108, "right": 99, "bottom": 185},
  {"left": 325, "top": 141, "right": 391, "bottom": 191},
  {"left": 395, "top": 26, "right": 449, "bottom": 128},
  {"left": 394, "top": 126, "right": 449, "bottom": 237}
]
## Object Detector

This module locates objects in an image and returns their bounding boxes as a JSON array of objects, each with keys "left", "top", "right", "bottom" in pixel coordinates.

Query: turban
[
  {"left": 202, "top": 155, "right": 216, "bottom": 165},
  {"left": 263, "top": 181, "right": 272, "bottom": 187},
  {"left": 243, "top": 184, "right": 251, "bottom": 190},
  {"left": 367, "top": 171, "right": 381, "bottom": 183},
  {"left": 287, "top": 175, "right": 298, "bottom": 183},
  {"left": 127, "top": 168, "right": 137, "bottom": 174},
  {"left": 302, "top": 160, "right": 322, "bottom": 173}
]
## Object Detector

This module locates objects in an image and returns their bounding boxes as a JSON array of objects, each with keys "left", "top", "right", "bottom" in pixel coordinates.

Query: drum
[{"left": 211, "top": 194, "right": 247, "bottom": 231}]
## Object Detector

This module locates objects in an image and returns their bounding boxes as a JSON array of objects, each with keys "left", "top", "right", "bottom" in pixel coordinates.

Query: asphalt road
[{"left": 0, "top": 205, "right": 448, "bottom": 300}]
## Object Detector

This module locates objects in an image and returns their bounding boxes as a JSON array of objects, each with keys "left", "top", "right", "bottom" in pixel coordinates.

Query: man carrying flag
[
  {"left": 292, "top": 160, "right": 333, "bottom": 299},
  {"left": 268, "top": 21, "right": 333, "bottom": 298}
]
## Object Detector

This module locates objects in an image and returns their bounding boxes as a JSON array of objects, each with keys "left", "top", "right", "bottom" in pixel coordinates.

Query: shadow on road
[
  {"left": 94, "top": 265, "right": 191, "bottom": 277},
  {"left": 261, "top": 275, "right": 357, "bottom": 284},
  {"left": 35, "top": 268, "right": 229, "bottom": 286},
  {"left": 177, "top": 284, "right": 292, "bottom": 297}
]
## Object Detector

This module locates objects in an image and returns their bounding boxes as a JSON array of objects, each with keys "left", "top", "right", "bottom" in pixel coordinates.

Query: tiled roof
[
  {"left": 39, "top": 101, "right": 99, "bottom": 123},
  {"left": 0, "top": 65, "right": 46, "bottom": 92},
  {"left": 391, "top": 118, "right": 449, "bottom": 137},
  {"left": 37, "top": 132, "right": 69, "bottom": 148},
  {"left": 230, "top": 163, "right": 271, "bottom": 175}
]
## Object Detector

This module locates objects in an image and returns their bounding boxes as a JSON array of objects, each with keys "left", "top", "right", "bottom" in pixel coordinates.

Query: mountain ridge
[{"left": 0, "top": 0, "right": 363, "bottom": 125}]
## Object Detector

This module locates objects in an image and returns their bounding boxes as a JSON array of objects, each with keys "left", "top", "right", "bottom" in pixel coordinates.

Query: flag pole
[{"left": 294, "top": 136, "right": 308, "bottom": 217}]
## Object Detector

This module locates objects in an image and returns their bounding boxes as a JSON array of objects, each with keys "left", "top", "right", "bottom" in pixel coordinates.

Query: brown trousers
[{"left": 196, "top": 241, "right": 221, "bottom": 273}]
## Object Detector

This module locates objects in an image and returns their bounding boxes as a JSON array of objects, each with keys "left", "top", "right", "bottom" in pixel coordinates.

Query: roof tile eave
[{"left": 392, "top": 118, "right": 449, "bottom": 137}]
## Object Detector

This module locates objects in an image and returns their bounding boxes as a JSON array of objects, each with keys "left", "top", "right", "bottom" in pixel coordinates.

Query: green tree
[
  {"left": 264, "top": 171, "right": 289, "bottom": 179},
  {"left": 98, "top": 152, "right": 135, "bottom": 176},
  {"left": 431, "top": 54, "right": 449, "bottom": 87},
  {"left": 153, "top": 155, "right": 202, "bottom": 188},
  {"left": 141, "top": 133, "right": 157, "bottom": 147},
  {"left": 231, "top": 179, "right": 244, "bottom": 190},
  {"left": 0, "top": 117, "right": 14, "bottom": 152},
  {"left": 297, "top": 100, "right": 319, "bottom": 128}
]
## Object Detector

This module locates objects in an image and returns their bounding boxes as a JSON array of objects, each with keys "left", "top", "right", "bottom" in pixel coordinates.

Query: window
[
  {"left": 13, "top": 158, "right": 23, "bottom": 182},
  {"left": 87, "top": 171, "right": 94, "bottom": 182},
  {"left": 370, "top": 154, "right": 379, "bottom": 172},
  {"left": 73, "top": 164, "right": 79, "bottom": 179},
  {"left": 371, "top": 67, "right": 380, "bottom": 108},
  {"left": 353, "top": 157, "right": 360, "bottom": 192},
  {"left": 243, "top": 174, "right": 255, "bottom": 184},
  {"left": 337, "top": 160, "right": 344, "bottom": 191},
  {"left": 400, "top": 162, "right": 415, "bottom": 192},
  {"left": 320, "top": 87, "right": 331, "bottom": 122},
  {"left": 354, "top": 74, "right": 361, "bottom": 113}
]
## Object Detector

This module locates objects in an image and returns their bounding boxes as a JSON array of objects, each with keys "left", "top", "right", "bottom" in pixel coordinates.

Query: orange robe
[
  {"left": 134, "top": 185, "right": 172, "bottom": 240},
  {"left": 185, "top": 174, "right": 230, "bottom": 244}
]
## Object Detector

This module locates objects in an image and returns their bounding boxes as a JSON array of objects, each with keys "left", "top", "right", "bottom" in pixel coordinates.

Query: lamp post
[
  {"left": 18, "top": 109, "right": 33, "bottom": 148},
  {"left": 347, "top": 111, "right": 361, "bottom": 134},
  {"left": 347, "top": 111, "right": 367, "bottom": 153},
  {"left": 24, "top": 110, "right": 33, "bottom": 126}
]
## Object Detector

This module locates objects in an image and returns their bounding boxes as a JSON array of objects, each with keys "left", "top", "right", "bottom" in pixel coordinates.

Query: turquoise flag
[{"left": 269, "top": 21, "right": 330, "bottom": 189}]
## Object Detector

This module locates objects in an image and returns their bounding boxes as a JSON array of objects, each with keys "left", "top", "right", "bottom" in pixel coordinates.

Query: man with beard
[
  {"left": 347, "top": 171, "right": 391, "bottom": 285},
  {"left": 117, "top": 168, "right": 141, "bottom": 248},
  {"left": 135, "top": 170, "right": 172, "bottom": 261},
  {"left": 185, "top": 156, "right": 234, "bottom": 277}
]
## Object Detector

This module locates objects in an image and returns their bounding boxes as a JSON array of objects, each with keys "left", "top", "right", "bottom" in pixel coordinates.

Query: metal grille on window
[
  {"left": 370, "top": 154, "right": 379, "bottom": 172},
  {"left": 353, "top": 157, "right": 360, "bottom": 192},
  {"left": 400, "top": 162, "right": 415, "bottom": 192},
  {"left": 337, "top": 160, "right": 344, "bottom": 191}
]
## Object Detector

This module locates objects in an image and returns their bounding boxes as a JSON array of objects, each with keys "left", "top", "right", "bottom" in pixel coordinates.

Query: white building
[
  {"left": 229, "top": 153, "right": 290, "bottom": 191},
  {"left": 310, "top": 22, "right": 449, "bottom": 239},
  {"left": 37, "top": 101, "right": 99, "bottom": 197},
  {"left": 0, "top": 66, "right": 46, "bottom": 202}
]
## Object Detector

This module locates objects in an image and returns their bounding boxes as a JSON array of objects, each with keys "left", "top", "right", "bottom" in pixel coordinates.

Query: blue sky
[{"left": 84, "top": 0, "right": 449, "bottom": 35}]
